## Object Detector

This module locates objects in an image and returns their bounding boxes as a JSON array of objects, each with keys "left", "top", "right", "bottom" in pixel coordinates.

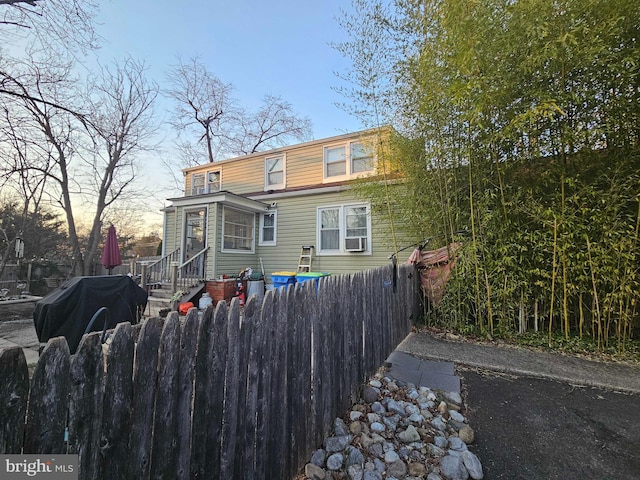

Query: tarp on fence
[
  {"left": 33, "top": 275, "right": 147, "bottom": 353},
  {"left": 406, "top": 243, "right": 461, "bottom": 306}
]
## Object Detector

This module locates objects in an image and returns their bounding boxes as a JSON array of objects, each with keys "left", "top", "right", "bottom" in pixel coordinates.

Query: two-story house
[{"left": 159, "top": 127, "right": 405, "bottom": 292}]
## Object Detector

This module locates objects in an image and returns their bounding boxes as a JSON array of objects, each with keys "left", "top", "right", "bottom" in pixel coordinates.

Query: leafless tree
[
  {"left": 2, "top": 56, "right": 158, "bottom": 275},
  {"left": 0, "top": 0, "right": 98, "bottom": 112},
  {"left": 80, "top": 58, "right": 159, "bottom": 275},
  {"left": 166, "top": 56, "right": 312, "bottom": 164}
]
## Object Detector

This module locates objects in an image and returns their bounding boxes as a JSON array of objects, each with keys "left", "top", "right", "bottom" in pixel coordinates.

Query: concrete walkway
[{"left": 397, "top": 332, "right": 640, "bottom": 394}]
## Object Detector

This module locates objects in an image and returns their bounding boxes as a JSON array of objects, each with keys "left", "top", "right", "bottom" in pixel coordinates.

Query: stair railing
[
  {"left": 144, "top": 248, "right": 181, "bottom": 288},
  {"left": 176, "top": 247, "right": 209, "bottom": 292}
]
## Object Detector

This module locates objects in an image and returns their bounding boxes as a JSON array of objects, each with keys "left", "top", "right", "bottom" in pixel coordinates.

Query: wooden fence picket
[
  {"left": 150, "top": 313, "right": 181, "bottom": 479},
  {"left": 101, "top": 322, "right": 134, "bottom": 480},
  {"left": 128, "top": 316, "right": 162, "bottom": 479},
  {"left": 190, "top": 304, "right": 214, "bottom": 479},
  {"left": 220, "top": 298, "right": 241, "bottom": 478},
  {"left": 0, "top": 347, "right": 29, "bottom": 454},
  {"left": 23, "top": 337, "right": 70, "bottom": 454},
  {"left": 175, "top": 308, "right": 199, "bottom": 480},
  {"left": 68, "top": 332, "right": 104, "bottom": 480},
  {"left": 0, "top": 265, "right": 419, "bottom": 480}
]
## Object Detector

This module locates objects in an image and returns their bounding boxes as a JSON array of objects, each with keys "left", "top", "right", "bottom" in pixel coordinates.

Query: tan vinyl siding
[{"left": 181, "top": 128, "right": 388, "bottom": 195}]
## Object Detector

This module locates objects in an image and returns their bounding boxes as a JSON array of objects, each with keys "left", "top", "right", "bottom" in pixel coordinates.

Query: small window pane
[
  {"left": 325, "top": 146, "right": 346, "bottom": 177},
  {"left": 351, "top": 142, "right": 373, "bottom": 173},
  {"left": 346, "top": 206, "right": 368, "bottom": 237},
  {"left": 320, "top": 208, "right": 340, "bottom": 250},
  {"left": 266, "top": 156, "right": 284, "bottom": 187}
]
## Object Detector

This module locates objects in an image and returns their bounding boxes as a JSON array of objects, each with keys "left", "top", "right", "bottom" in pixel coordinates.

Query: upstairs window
[
  {"left": 191, "top": 173, "right": 205, "bottom": 195},
  {"left": 350, "top": 142, "right": 374, "bottom": 173},
  {"left": 324, "top": 142, "right": 374, "bottom": 181},
  {"left": 324, "top": 146, "right": 347, "bottom": 178},
  {"left": 191, "top": 170, "right": 221, "bottom": 195},
  {"left": 265, "top": 155, "right": 285, "bottom": 190},
  {"left": 207, "top": 171, "right": 221, "bottom": 192}
]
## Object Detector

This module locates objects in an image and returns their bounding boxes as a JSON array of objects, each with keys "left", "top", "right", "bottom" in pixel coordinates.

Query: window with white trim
[
  {"left": 191, "top": 170, "right": 221, "bottom": 195},
  {"left": 317, "top": 203, "right": 371, "bottom": 254},
  {"left": 222, "top": 206, "right": 255, "bottom": 252},
  {"left": 324, "top": 146, "right": 347, "bottom": 178},
  {"left": 207, "top": 171, "right": 221, "bottom": 192},
  {"left": 265, "top": 155, "right": 285, "bottom": 190},
  {"left": 350, "top": 142, "right": 374, "bottom": 173},
  {"left": 259, "top": 212, "right": 277, "bottom": 246}
]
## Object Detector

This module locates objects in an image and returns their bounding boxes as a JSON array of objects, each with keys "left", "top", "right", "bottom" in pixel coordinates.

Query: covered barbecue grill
[{"left": 33, "top": 275, "right": 147, "bottom": 354}]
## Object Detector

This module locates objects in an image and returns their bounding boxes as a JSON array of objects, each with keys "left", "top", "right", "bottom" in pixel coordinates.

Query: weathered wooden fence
[{"left": 0, "top": 264, "right": 418, "bottom": 479}]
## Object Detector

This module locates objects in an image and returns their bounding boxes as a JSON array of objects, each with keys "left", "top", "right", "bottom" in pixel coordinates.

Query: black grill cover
[{"left": 33, "top": 275, "right": 147, "bottom": 354}]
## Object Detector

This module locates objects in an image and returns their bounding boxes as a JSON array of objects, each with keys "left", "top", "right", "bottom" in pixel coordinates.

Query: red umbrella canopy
[{"left": 101, "top": 224, "right": 122, "bottom": 271}]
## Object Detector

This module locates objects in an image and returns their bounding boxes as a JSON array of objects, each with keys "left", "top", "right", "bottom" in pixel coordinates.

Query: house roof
[
  {"left": 166, "top": 190, "right": 269, "bottom": 212},
  {"left": 180, "top": 126, "right": 392, "bottom": 174}
]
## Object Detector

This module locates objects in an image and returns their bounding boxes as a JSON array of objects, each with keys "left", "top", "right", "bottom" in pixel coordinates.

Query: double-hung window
[
  {"left": 265, "top": 155, "right": 285, "bottom": 190},
  {"left": 222, "top": 206, "right": 255, "bottom": 252},
  {"left": 207, "top": 171, "right": 221, "bottom": 192},
  {"left": 317, "top": 203, "right": 371, "bottom": 254},
  {"left": 323, "top": 142, "right": 374, "bottom": 181},
  {"left": 259, "top": 212, "right": 277, "bottom": 246},
  {"left": 191, "top": 173, "right": 205, "bottom": 195},
  {"left": 191, "top": 170, "right": 221, "bottom": 195}
]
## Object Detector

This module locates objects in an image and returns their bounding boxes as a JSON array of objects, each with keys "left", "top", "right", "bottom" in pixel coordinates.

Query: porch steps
[{"left": 145, "top": 282, "right": 206, "bottom": 317}]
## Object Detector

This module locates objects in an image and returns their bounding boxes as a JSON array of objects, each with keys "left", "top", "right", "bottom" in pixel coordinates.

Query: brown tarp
[{"left": 405, "top": 243, "right": 461, "bottom": 305}]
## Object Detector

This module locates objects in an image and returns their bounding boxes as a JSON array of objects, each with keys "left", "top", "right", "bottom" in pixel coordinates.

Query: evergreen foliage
[{"left": 341, "top": 0, "right": 640, "bottom": 350}]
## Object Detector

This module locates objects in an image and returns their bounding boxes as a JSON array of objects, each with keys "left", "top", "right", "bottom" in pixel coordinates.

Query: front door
[{"left": 184, "top": 208, "right": 206, "bottom": 263}]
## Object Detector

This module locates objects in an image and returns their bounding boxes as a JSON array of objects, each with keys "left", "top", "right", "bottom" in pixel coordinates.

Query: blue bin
[
  {"left": 296, "top": 272, "right": 330, "bottom": 291},
  {"left": 271, "top": 271, "right": 297, "bottom": 289}
]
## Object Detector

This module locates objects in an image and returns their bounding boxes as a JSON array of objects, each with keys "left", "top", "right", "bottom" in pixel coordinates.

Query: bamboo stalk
[
  {"left": 585, "top": 235, "right": 602, "bottom": 349},
  {"left": 549, "top": 217, "right": 558, "bottom": 347}
]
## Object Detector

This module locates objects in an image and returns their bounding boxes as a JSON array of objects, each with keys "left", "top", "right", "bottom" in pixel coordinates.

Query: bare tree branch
[{"left": 166, "top": 56, "right": 312, "bottom": 165}]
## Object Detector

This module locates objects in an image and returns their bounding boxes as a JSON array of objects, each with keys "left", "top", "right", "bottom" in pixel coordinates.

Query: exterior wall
[
  {"left": 163, "top": 128, "right": 414, "bottom": 282},
  {"left": 182, "top": 128, "right": 386, "bottom": 196},
  {"left": 253, "top": 189, "right": 410, "bottom": 280},
  {"left": 163, "top": 208, "right": 178, "bottom": 255}
]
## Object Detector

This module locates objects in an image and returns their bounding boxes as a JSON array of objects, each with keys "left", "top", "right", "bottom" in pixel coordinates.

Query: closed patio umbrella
[{"left": 101, "top": 224, "right": 122, "bottom": 275}]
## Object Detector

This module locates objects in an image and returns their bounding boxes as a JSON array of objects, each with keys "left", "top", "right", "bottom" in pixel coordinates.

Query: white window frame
[
  {"left": 221, "top": 206, "right": 255, "bottom": 253},
  {"left": 316, "top": 203, "right": 371, "bottom": 255},
  {"left": 191, "top": 170, "right": 222, "bottom": 195},
  {"left": 350, "top": 141, "right": 374, "bottom": 174},
  {"left": 259, "top": 211, "right": 277, "bottom": 246},
  {"left": 191, "top": 173, "right": 205, "bottom": 195},
  {"left": 207, "top": 171, "right": 221, "bottom": 193},
  {"left": 323, "top": 141, "right": 375, "bottom": 182},
  {"left": 264, "top": 154, "right": 286, "bottom": 190}
]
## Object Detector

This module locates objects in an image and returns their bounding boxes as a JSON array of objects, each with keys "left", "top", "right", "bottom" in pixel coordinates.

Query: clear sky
[
  {"left": 88, "top": 0, "right": 366, "bottom": 228},
  {"left": 95, "top": 0, "right": 363, "bottom": 140}
]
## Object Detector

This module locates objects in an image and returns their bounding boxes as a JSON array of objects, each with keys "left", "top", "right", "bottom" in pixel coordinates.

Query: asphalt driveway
[{"left": 461, "top": 368, "right": 640, "bottom": 479}]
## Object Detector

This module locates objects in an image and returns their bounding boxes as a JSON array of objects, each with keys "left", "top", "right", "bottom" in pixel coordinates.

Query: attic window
[
  {"left": 191, "top": 170, "right": 221, "bottom": 195},
  {"left": 323, "top": 142, "right": 374, "bottom": 181},
  {"left": 265, "top": 155, "right": 285, "bottom": 190}
]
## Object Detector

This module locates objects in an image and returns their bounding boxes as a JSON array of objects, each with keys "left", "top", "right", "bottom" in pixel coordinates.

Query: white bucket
[
  {"left": 199, "top": 292, "right": 213, "bottom": 310},
  {"left": 247, "top": 280, "right": 265, "bottom": 303}
]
